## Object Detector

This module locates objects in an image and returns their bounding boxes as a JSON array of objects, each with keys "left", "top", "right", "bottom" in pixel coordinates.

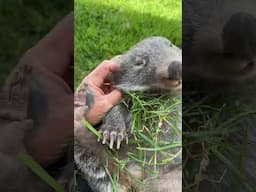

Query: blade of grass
[
  {"left": 20, "top": 153, "right": 66, "bottom": 192},
  {"left": 82, "top": 119, "right": 102, "bottom": 139}
]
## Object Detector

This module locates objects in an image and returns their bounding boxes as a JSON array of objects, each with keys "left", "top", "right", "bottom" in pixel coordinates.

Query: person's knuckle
[{"left": 18, "top": 48, "right": 35, "bottom": 64}]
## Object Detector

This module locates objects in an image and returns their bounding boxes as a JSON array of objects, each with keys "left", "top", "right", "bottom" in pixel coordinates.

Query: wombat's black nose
[
  {"left": 168, "top": 61, "right": 182, "bottom": 80},
  {"left": 222, "top": 12, "right": 256, "bottom": 59}
]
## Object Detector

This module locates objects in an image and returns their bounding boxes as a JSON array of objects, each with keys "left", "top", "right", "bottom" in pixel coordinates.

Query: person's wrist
[{"left": 84, "top": 102, "right": 110, "bottom": 126}]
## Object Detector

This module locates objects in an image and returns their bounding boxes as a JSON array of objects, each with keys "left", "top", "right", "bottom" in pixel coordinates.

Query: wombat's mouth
[
  {"left": 113, "top": 80, "right": 182, "bottom": 95},
  {"left": 162, "top": 79, "right": 182, "bottom": 88},
  {"left": 113, "top": 84, "right": 152, "bottom": 93}
]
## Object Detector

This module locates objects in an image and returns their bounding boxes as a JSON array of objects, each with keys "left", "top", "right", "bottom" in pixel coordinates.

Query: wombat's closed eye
[{"left": 134, "top": 55, "right": 149, "bottom": 66}]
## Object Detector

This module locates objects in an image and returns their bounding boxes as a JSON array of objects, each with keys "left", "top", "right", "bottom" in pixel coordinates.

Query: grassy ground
[
  {"left": 74, "top": 0, "right": 181, "bottom": 88},
  {"left": 0, "top": 0, "right": 72, "bottom": 85}
]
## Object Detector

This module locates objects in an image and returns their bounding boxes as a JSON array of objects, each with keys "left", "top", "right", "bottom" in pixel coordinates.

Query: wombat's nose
[
  {"left": 168, "top": 61, "right": 182, "bottom": 80},
  {"left": 222, "top": 13, "right": 256, "bottom": 59}
]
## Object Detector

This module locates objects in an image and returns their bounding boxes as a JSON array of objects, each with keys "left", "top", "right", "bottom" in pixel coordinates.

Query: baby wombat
[{"left": 75, "top": 37, "right": 182, "bottom": 192}]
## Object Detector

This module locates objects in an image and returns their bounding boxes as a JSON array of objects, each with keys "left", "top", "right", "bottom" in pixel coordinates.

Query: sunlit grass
[{"left": 74, "top": 0, "right": 181, "bottom": 88}]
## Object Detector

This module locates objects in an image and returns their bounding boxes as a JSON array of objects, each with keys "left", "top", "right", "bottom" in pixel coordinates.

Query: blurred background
[{"left": 0, "top": 0, "right": 72, "bottom": 85}]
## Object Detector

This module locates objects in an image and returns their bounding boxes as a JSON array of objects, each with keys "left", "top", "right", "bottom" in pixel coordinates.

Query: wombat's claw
[
  {"left": 116, "top": 133, "right": 124, "bottom": 149},
  {"left": 99, "top": 128, "right": 127, "bottom": 149},
  {"left": 102, "top": 130, "right": 109, "bottom": 144},
  {"left": 109, "top": 132, "right": 117, "bottom": 149}
]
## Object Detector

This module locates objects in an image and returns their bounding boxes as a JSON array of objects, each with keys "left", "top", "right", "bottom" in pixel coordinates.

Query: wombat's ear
[
  {"left": 163, "top": 38, "right": 173, "bottom": 47},
  {"left": 134, "top": 55, "right": 149, "bottom": 66}
]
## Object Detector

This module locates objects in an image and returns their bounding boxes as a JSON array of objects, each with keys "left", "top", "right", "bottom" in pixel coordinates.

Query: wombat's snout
[{"left": 168, "top": 61, "right": 182, "bottom": 80}]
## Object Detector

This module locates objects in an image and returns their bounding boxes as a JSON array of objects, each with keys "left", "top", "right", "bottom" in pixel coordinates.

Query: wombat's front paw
[
  {"left": 99, "top": 125, "right": 128, "bottom": 149},
  {"left": 98, "top": 105, "right": 130, "bottom": 149}
]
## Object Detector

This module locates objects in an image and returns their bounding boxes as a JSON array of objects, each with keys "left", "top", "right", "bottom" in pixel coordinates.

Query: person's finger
[
  {"left": 32, "top": 12, "right": 73, "bottom": 76},
  {"left": 104, "top": 89, "right": 123, "bottom": 106},
  {"left": 87, "top": 60, "right": 119, "bottom": 87}
]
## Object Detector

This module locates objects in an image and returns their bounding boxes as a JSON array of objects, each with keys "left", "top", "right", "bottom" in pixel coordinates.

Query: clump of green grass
[
  {"left": 126, "top": 93, "right": 181, "bottom": 167},
  {"left": 79, "top": 93, "right": 181, "bottom": 192}
]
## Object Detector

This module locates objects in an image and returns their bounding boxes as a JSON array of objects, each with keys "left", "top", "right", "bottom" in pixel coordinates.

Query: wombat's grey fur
[
  {"left": 75, "top": 36, "right": 182, "bottom": 192},
  {"left": 183, "top": 1, "right": 256, "bottom": 191}
]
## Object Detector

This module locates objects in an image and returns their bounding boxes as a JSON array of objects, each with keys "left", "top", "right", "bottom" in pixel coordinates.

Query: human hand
[{"left": 75, "top": 60, "right": 122, "bottom": 126}]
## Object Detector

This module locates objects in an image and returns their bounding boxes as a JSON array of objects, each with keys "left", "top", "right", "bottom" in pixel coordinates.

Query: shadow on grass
[{"left": 74, "top": 0, "right": 181, "bottom": 88}]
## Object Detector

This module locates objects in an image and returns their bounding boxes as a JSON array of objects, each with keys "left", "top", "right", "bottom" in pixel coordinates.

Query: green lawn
[{"left": 74, "top": 0, "right": 181, "bottom": 88}]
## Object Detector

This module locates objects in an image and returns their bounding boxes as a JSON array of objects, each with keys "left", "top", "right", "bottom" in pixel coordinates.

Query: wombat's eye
[{"left": 135, "top": 56, "right": 149, "bottom": 66}]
